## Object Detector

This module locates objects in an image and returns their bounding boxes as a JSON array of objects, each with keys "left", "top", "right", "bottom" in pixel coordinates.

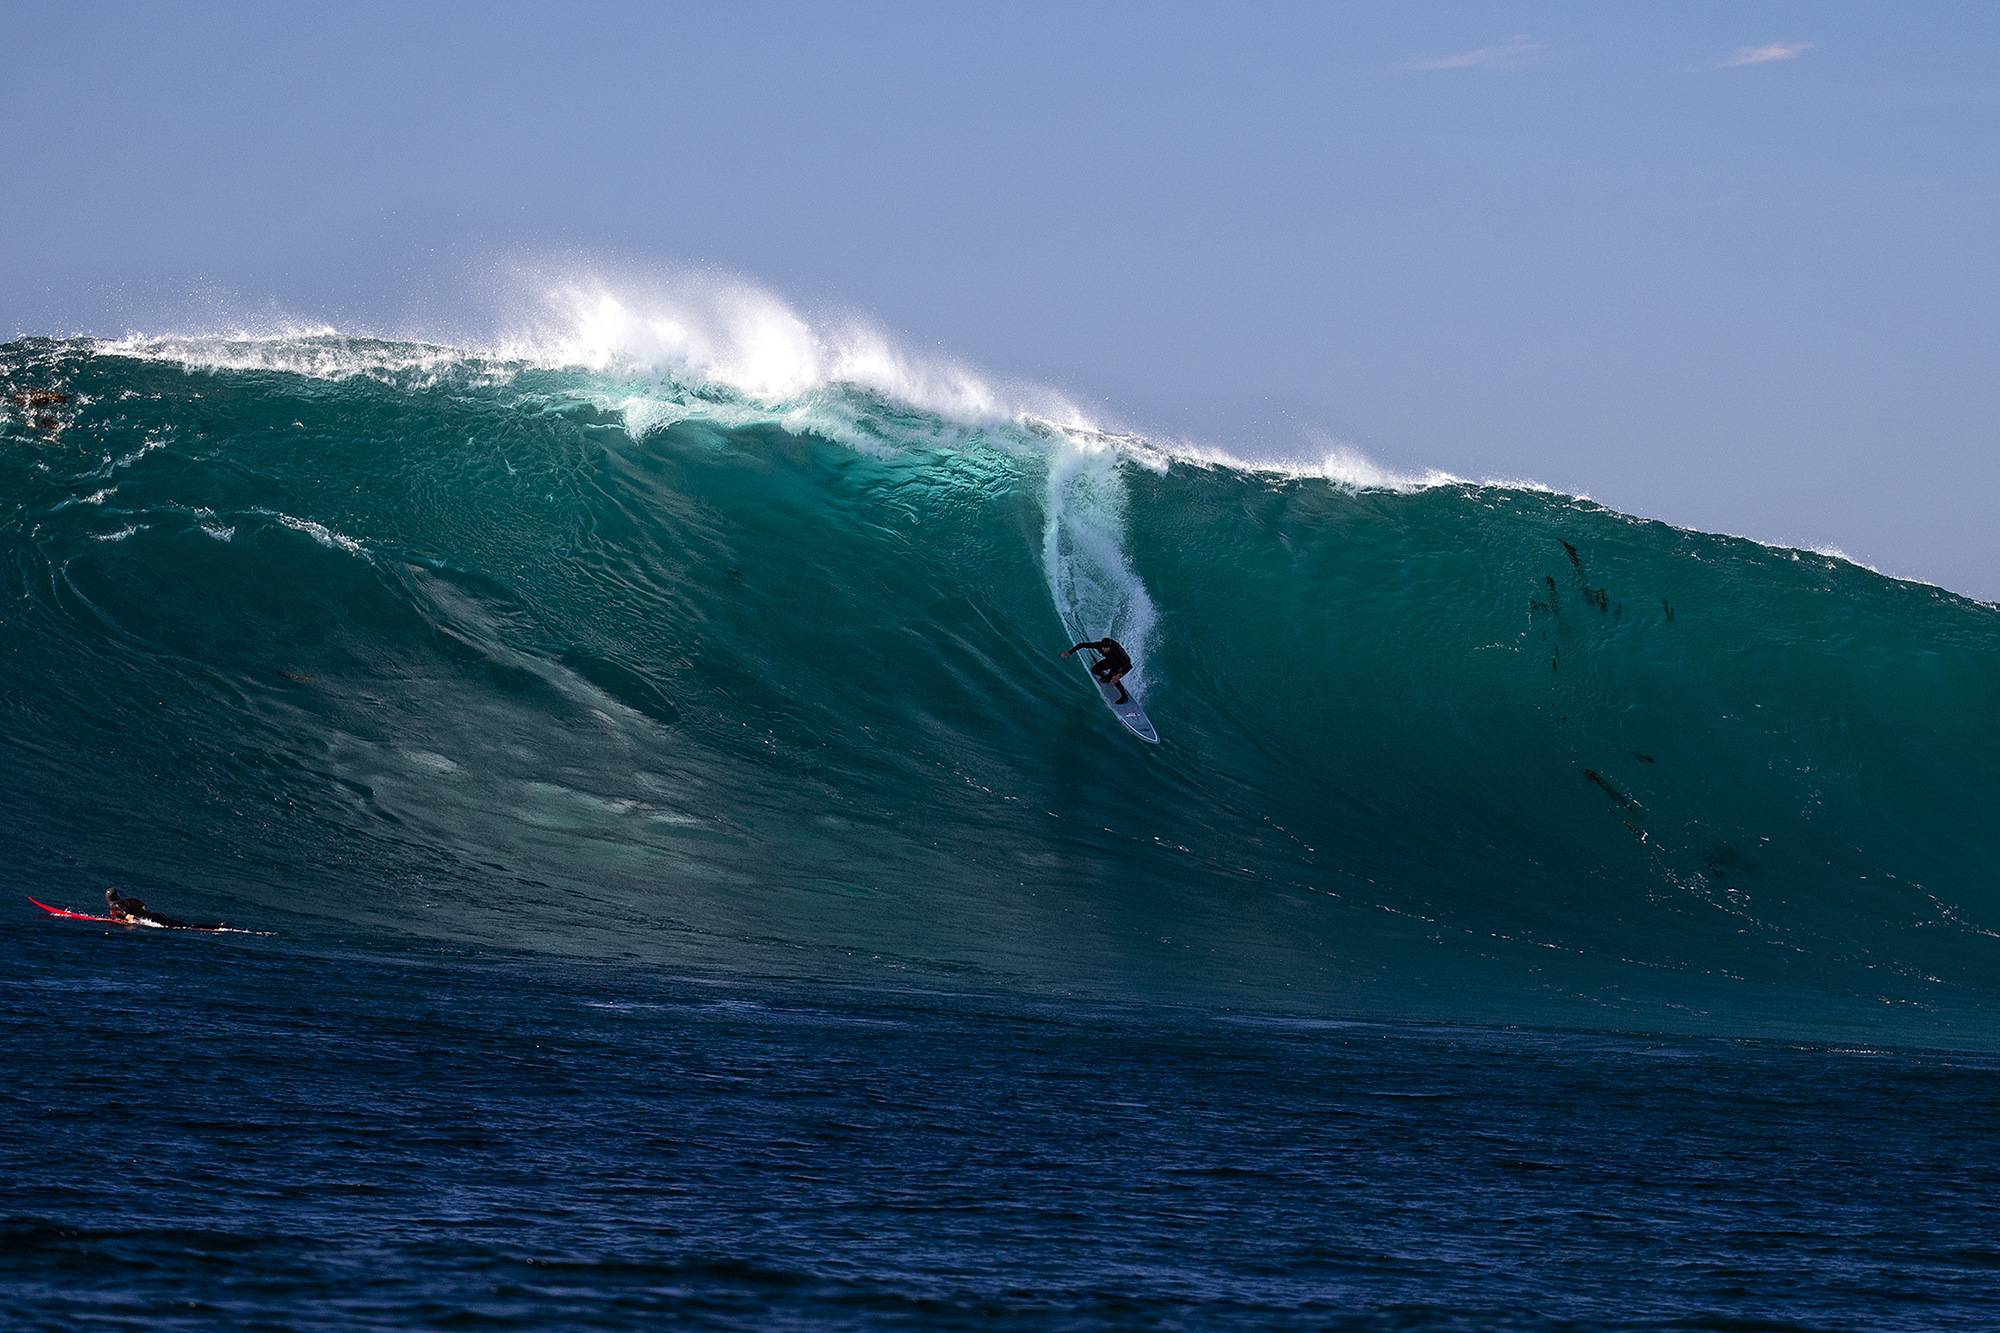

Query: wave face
[{"left": 6, "top": 333, "right": 1999, "bottom": 1043}]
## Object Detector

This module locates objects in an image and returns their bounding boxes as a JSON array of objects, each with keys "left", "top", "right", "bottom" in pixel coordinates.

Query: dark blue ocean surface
[{"left": 8, "top": 926, "right": 2000, "bottom": 1331}]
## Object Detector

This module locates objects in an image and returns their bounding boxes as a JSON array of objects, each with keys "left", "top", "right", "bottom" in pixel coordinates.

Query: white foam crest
[
  {"left": 98, "top": 330, "right": 493, "bottom": 386},
  {"left": 1148, "top": 433, "right": 1471, "bottom": 492},
  {"left": 1311, "top": 445, "right": 1467, "bottom": 491},
  {"left": 498, "top": 276, "right": 1092, "bottom": 429},
  {"left": 1790, "top": 542, "right": 1934, "bottom": 588},
  {"left": 1807, "top": 544, "right": 1872, "bottom": 570},
  {"left": 82, "top": 268, "right": 1528, "bottom": 513},
  {"left": 1041, "top": 431, "right": 1159, "bottom": 697}
]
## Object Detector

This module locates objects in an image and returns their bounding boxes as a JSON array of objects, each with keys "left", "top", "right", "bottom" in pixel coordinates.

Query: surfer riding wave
[{"left": 1063, "top": 637, "right": 1133, "bottom": 704}]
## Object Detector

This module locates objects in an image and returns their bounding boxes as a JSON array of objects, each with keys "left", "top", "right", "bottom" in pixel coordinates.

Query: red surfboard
[
  {"left": 27, "top": 896, "right": 131, "bottom": 923},
  {"left": 28, "top": 896, "right": 239, "bottom": 931}
]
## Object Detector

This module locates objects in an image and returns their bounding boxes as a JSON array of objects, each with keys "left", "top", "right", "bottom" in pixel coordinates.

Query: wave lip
[
  {"left": 70, "top": 273, "right": 1495, "bottom": 501},
  {"left": 512, "top": 284, "right": 1010, "bottom": 417}
]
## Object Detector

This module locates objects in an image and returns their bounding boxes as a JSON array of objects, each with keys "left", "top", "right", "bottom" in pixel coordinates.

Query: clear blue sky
[{"left": 8, "top": 2, "right": 1998, "bottom": 598}]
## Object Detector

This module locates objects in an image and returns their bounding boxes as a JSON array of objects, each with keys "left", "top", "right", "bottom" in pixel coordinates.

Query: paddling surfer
[
  {"left": 105, "top": 888, "right": 221, "bottom": 931},
  {"left": 1063, "top": 637, "right": 1133, "bottom": 705}
]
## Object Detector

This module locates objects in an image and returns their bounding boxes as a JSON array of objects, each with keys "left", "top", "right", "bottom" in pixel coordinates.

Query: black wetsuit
[
  {"left": 106, "top": 888, "right": 217, "bottom": 930},
  {"left": 1071, "top": 639, "right": 1132, "bottom": 681},
  {"left": 1069, "top": 638, "right": 1134, "bottom": 703}
]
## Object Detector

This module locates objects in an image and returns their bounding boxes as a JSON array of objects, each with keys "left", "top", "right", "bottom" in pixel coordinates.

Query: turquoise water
[
  {"left": 11, "top": 330, "right": 2000, "bottom": 1331},
  {"left": 5, "top": 333, "right": 1999, "bottom": 1042}
]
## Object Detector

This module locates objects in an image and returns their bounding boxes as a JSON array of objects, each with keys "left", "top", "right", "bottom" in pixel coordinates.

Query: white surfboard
[{"left": 1085, "top": 669, "right": 1159, "bottom": 743}]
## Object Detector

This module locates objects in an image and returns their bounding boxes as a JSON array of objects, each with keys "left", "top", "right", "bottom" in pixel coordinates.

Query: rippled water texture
[{"left": 8, "top": 930, "right": 2000, "bottom": 1332}]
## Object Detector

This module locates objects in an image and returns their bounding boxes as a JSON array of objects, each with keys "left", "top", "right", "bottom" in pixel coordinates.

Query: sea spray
[{"left": 1041, "top": 432, "right": 1158, "bottom": 697}]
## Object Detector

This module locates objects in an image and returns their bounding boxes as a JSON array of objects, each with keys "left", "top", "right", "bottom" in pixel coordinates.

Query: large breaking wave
[{"left": 6, "top": 288, "right": 1998, "bottom": 1045}]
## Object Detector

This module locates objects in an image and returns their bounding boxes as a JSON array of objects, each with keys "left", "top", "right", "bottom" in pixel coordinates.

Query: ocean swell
[{"left": 5, "top": 327, "right": 1999, "bottom": 1044}]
